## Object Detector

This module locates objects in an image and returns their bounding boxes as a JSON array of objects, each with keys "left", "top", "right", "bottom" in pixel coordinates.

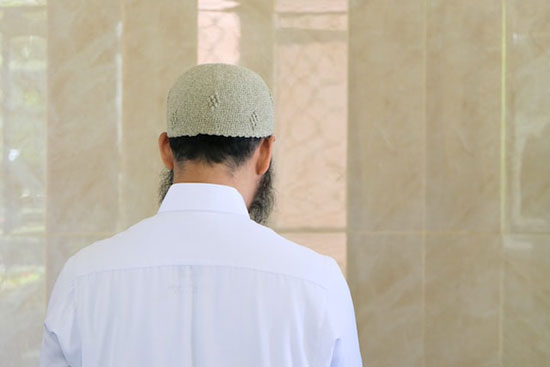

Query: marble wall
[
  {"left": 0, "top": 0, "right": 548, "bottom": 366},
  {"left": 349, "top": 1, "right": 550, "bottom": 366}
]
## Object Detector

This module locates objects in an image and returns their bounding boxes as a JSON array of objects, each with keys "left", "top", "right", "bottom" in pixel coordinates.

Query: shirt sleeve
[
  {"left": 40, "top": 257, "right": 81, "bottom": 367},
  {"left": 324, "top": 256, "right": 363, "bottom": 367}
]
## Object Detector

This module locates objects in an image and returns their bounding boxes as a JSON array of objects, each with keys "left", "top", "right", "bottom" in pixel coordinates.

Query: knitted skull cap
[{"left": 166, "top": 63, "right": 274, "bottom": 138}]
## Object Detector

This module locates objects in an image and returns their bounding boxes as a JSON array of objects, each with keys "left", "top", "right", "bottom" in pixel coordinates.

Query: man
[{"left": 40, "top": 63, "right": 362, "bottom": 366}]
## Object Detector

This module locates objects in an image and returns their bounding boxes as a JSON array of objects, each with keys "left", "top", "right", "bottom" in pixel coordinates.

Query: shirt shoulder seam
[{"left": 73, "top": 262, "right": 329, "bottom": 290}]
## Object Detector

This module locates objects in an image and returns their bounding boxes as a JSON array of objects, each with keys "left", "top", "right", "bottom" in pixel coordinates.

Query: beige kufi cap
[{"left": 166, "top": 63, "right": 274, "bottom": 138}]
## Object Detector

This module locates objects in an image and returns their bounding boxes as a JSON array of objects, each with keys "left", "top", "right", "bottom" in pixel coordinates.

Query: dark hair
[{"left": 168, "top": 134, "right": 267, "bottom": 169}]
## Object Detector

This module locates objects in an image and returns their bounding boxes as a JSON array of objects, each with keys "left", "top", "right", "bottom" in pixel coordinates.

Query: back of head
[
  {"left": 159, "top": 63, "right": 276, "bottom": 224},
  {"left": 166, "top": 63, "right": 274, "bottom": 170}
]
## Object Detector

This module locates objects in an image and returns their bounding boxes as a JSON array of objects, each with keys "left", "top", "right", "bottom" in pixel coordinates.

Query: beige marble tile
[
  {"left": 1, "top": 5, "right": 47, "bottom": 365},
  {"left": 348, "top": 233, "right": 423, "bottom": 367},
  {"left": 0, "top": 5, "right": 47, "bottom": 235},
  {"left": 236, "top": 0, "right": 274, "bottom": 85},
  {"left": 1, "top": 112, "right": 46, "bottom": 235},
  {"left": 1, "top": 235, "right": 43, "bottom": 271},
  {"left": 46, "top": 0, "right": 121, "bottom": 234},
  {"left": 425, "top": 234, "right": 501, "bottom": 367},
  {"left": 506, "top": 0, "right": 550, "bottom": 233},
  {"left": 276, "top": 0, "right": 347, "bottom": 13},
  {"left": 426, "top": 0, "right": 502, "bottom": 232},
  {"left": 348, "top": 0, "right": 425, "bottom": 232},
  {"left": 270, "top": 10, "right": 347, "bottom": 230},
  {"left": 0, "top": 235, "right": 44, "bottom": 366},
  {"left": 279, "top": 231, "right": 346, "bottom": 275},
  {"left": 118, "top": 0, "right": 197, "bottom": 229},
  {"left": 503, "top": 235, "right": 550, "bottom": 366}
]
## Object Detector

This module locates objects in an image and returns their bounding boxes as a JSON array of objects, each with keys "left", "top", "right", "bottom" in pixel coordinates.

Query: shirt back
[{"left": 40, "top": 183, "right": 362, "bottom": 367}]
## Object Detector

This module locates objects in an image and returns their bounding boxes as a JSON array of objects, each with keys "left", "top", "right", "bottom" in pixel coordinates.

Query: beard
[
  {"left": 157, "top": 159, "right": 275, "bottom": 225},
  {"left": 247, "top": 160, "right": 275, "bottom": 225}
]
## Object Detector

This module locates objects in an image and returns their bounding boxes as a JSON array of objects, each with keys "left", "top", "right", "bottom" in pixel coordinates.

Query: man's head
[{"left": 157, "top": 63, "right": 276, "bottom": 224}]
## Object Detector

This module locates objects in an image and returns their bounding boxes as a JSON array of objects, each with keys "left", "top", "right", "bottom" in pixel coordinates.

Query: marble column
[
  {"left": 503, "top": 0, "right": 550, "bottom": 365},
  {"left": 118, "top": 0, "right": 197, "bottom": 229},
  {"left": 237, "top": 0, "right": 274, "bottom": 87},
  {"left": 46, "top": 0, "right": 121, "bottom": 293},
  {"left": 348, "top": 0, "right": 425, "bottom": 365},
  {"left": 424, "top": 1, "right": 502, "bottom": 366}
]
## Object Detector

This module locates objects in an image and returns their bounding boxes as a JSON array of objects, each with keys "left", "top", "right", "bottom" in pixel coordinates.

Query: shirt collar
[{"left": 157, "top": 182, "right": 250, "bottom": 218}]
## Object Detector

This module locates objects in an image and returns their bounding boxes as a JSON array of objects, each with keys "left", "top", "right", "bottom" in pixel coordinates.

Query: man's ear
[
  {"left": 158, "top": 132, "right": 175, "bottom": 170},
  {"left": 255, "top": 135, "right": 275, "bottom": 175}
]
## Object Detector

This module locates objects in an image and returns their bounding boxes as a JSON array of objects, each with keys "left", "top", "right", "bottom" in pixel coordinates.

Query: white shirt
[{"left": 40, "top": 183, "right": 362, "bottom": 367}]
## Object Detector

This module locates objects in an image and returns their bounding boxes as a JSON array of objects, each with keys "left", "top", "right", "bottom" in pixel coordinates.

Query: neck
[{"left": 172, "top": 161, "right": 255, "bottom": 208}]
